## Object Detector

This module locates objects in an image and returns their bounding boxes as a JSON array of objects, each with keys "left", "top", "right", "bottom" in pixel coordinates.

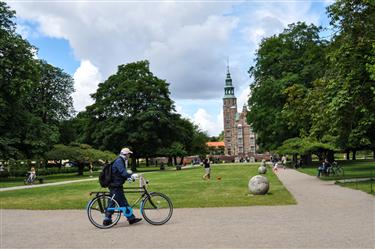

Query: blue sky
[
  {"left": 17, "top": 19, "right": 80, "bottom": 75},
  {"left": 10, "top": 0, "right": 333, "bottom": 136}
]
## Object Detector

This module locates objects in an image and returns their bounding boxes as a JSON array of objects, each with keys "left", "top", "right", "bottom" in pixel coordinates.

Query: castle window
[
  {"left": 238, "top": 147, "right": 243, "bottom": 153},
  {"left": 251, "top": 146, "right": 255, "bottom": 153},
  {"left": 237, "top": 126, "right": 243, "bottom": 138}
]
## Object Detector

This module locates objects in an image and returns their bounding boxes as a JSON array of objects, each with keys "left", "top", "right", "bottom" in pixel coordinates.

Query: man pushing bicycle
[{"left": 103, "top": 147, "right": 142, "bottom": 226}]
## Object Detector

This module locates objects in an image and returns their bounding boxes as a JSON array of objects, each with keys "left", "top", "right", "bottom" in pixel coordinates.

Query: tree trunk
[
  {"left": 346, "top": 150, "right": 350, "bottom": 160},
  {"left": 77, "top": 161, "right": 84, "bottom": 176},
  {"left": 317, "top": 152, "right": 323, "bottom": 162},
  {"left": 173, "top": 156, "right": 177, "bottom": 166},
  {"left": 146, "top": 157, "right": 149, "bottom": 167},
  {"left": 292, "top": 154, "right": 297, "bottom": 164},
  {"left": 179, "top": 157, "right": 184, "bottom": 165},
  {"left": 301, "top": 154, "right": 312, "bottom": 166},
  {"left": 131, "top": 156, "right": 137, "bottom": 172},
  {"left": 327, "top": 150, "right": 334, "bottom": 163},
  {"left": 352, "top": 150, "right": 357, "bottom": 160},
  {"left": 167, "top": 157, "right": 172, "bottom": 166}
]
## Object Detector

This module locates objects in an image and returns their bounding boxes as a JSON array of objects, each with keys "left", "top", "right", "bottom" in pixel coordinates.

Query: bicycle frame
[
  {"left": 89, "top": 175, "right": 157, "bottom": 216},
  {"left": 24, "top": 173, "right": 36, "bottom": 184}
]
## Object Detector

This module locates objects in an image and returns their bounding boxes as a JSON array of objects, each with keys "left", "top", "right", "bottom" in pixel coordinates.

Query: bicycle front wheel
[
  {"left": 87, "top": 194, "right": 121, "bottom": 229},
  {"left": 141, "top": 192, "right": 173, "bottom": 225}
]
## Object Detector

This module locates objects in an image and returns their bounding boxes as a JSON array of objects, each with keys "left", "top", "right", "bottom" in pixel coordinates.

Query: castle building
[{"left": 223, "top": 67, "right": 257, "bottom": 159}]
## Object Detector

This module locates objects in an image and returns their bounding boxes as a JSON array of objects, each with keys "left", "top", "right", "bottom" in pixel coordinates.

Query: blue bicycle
[{"left": 87, "top": 175, "right": 173, "bottom": 229}]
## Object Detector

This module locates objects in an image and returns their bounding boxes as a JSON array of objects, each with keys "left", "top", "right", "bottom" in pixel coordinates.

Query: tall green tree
[
  {"left": 366, "top": 44, "right": 375, "bottom": 157},
  {"left": 247, "top": 1, "right": 375, "bottom": 160},
  {"left": 58, "top": 119, "right": 78, "bottom": 145},
  {"left": 20, "top": 61, "right": 75, "bottom": 157},
  {"left": 87, "top": 60, "right": 175, "bottom": 170},
  {"left": 30, "top": 60, "right": 75, "bottom": 124},
  {"left": 0, "top": 2, "right": 76, "bottom": 159},
  {"left": 321, "top": 0, "right": 375, "bottom": 159},
  {"left": 247, "top": 22, "right": 327, "bottom": 151},
  {"left": 0, "top": 2, "right": 38, "bottom": 159},
  {"left": 190, "top": 127, "right": 209, "bottom": 158},
  {"left": 159, "top": 114, "right": 209, "bottom": 164}
]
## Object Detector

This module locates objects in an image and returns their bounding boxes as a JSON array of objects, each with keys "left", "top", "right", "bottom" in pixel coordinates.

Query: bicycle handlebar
[{"left": 127, "top": 174, "right": 149, "bottom": 187}]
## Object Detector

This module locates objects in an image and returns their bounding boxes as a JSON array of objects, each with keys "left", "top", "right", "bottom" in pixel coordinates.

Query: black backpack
[{"left": 99, "top": 161, "right": 114, "bottom": 188}]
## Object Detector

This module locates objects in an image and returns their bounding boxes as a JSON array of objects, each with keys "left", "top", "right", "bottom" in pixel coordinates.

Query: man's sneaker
[
  {"left": 128, "top": 218, "right": 142, "bottom": 225},
  {"left": 103, "top": 219, "right": 112, "bottom": 226}
]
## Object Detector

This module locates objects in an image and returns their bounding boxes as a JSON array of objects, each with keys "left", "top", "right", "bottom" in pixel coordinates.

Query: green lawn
[
  {"left": 0, "top": 164, "right": 296, "bottom": 209},
  {"left": 337, "top": 180, "right": 375, "bottom": 195},
  {"left": 0, "top": 171, "right": 100, "bottom": 188},
  {"left": 297, "top": 160, "right": 375, "bottom": 180},
  {"left": 298, "top": 160, "right": 375, "bottom": 195},
  {"left": 0, "top": 166, "right": 162, "bottom": 188}
]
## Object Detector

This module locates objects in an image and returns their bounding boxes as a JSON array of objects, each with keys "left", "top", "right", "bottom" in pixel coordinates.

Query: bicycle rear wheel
[
  {"left": 141, "top": 192, "right": 173, "bottom": 225},
  {"left": 87, "top": 194, "right": 121, "bottom": 229},
  {"left": 335, "top": 167, "right": 344, "bottom": 177}
]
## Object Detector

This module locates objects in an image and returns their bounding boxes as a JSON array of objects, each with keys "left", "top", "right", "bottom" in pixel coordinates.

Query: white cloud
[
  {"left": 16, "top": 23, "right": 34, "bottom": 39},
  {"left": 72, "top": 60, "right": 102, "bottom": 112},
  {"left": 10, "top": 2, "right": 237, "bottom": 100},
  {"left": 193, "top": 108, "right": 222, "bottom": 136},
  {"left": 237, "top": 86, "right": 250, "bottom": 110},
  {"left": 240, "top": 1, "right": 320, "bottom": 48},
  {"left": 146, "top": 15, "right": 238, "bottom": 99},
  {"left": 9, "top": 1, "right": 327, "bottom": 136},
  {"left": 175, "top": 103, "right": 222, "bottom": 136}
]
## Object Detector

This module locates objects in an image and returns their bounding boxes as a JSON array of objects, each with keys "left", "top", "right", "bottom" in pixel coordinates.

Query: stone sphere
[
  {"left": 258, "top": 166, "right": 267, "bottom": 174},
  {"left": 248, "top": 175, "right": 269, "bottom": 195}
]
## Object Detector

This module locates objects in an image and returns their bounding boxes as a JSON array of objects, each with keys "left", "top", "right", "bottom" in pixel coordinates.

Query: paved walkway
[{"left": 1, "top": 169, "right": 374, "bottom": 249}]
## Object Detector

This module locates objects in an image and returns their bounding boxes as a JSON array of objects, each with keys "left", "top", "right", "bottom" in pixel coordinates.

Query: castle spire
[
  {"left": 226, "top": 68, "right": 232, "bottom": 86},
  {"left": 242, "top": 103, "right": 248, "bottom": 113},
  {"left": 226, "top": 58, "right": 232, "bottom": 86},
  {"left": 224, "top": 64, "right": 235, "bottom": 98}
]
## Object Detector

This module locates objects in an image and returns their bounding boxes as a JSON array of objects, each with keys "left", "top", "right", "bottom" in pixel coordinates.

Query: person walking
[
  {"left": 103, "top": 147, "right": 142, "bottom": 226},
  {"left": 281, "top": 155, "right": 287, "bottom": 168},
  {"left": 202, "top": 158, "right": 211, "bottom": 180}
]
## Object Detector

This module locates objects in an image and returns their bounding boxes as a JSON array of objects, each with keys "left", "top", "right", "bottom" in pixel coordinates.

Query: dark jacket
[
  {"left": 203, "top": 160, "right": 210, "bottom": 168},
  {"left": 110, "top": 156, "right": 132, "bottom": 187}
]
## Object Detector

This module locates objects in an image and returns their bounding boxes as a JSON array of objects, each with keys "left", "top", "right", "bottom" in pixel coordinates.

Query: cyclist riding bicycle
[
  {"left": 103, "top": 147, "right": 142, "bottom": 226},
  {"left": 24, "top": 167, "right": 37, "bottom": 184}
]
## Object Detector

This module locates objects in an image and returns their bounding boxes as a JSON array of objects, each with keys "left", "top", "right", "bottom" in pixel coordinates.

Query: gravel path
[{"left": 1, "top": 168, "right": 374, "bottom": 249}]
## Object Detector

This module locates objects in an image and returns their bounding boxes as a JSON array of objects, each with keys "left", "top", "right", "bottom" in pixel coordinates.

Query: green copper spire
[
  {"left": 224, "top": 66, "right": 235, "bottom": 98},
  {"left": 225, "top": 66, "right": 232, "bottom": 86}
]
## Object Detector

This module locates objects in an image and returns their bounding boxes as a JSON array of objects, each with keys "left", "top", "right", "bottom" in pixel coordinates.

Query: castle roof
[{"left": 207, "top": 141, "right": 225, "bottom": 147}]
